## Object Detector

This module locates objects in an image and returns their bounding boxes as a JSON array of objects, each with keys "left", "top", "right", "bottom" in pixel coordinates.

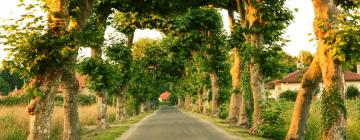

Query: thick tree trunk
[
  {"left": 286, "top": 55, "right": 322, "bottom": 140},
  {"left": 287, "top": 0, "right": 345, "bottom": 139},
  {"left": 202, "top": 87, "right": 208, "bottom": 115},
  {"left": 209, "top": 72, "right": 220, "bottom": 118},
  {"left": 140, "top": 101, "right": 145, "bottom": 113},
  {"left": 249, "top": 32, "right": 264, "bottom": 132},
  {"left": 319, "top": 44, "right": 346, "bottom": 140},
  {"left": 116, "top": 94, "right": 125, "bottom": 122},
  {"left": 196, "top": 88, "right": 202, "bottom": 113},
  {"left": 62, "top": 69, "right": 80, "bottom": 140},
  {"left": 62, "top": 1, "right": 94, "bottom": 139},
  {"left": 229, "top": 48, "right": 241, "bottom": 125},
  {"left": 96, "top": 91, "right": 108, "bottom": 129},
  {"left": 228, "top": 9, "right": 241, "bottom": 125},
  {"left": 116, "top": 85, "right": 128, "bottom": 122},
  {"left": 27, "top": 0, "right": 69, "bottom": 139},
  {"left": 237, "top": 94, "right": 248, "bottom": 127},
  {"left": 27, "top": 74, "right": 62, "bottom": 140},
  {"left": 177, "top": 96, "right": 183, "bottom": 107}
]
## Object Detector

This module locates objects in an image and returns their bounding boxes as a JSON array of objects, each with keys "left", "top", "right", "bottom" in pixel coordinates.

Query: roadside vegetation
[{"left": 0, "top": 0, "right": 358, "bottom": 140}]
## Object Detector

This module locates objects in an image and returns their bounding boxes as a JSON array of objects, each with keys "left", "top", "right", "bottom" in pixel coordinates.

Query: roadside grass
[
  {"left": 185, "top": 111, "right": 268, "bottom": 140},
  {"left": 0, "top": 105, "right": 116, "bottom": 140},
  {"left": 81, "top": 111, "right": 154, "bottom": 140}
]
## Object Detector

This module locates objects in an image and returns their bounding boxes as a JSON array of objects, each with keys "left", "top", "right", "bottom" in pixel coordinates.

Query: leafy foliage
[
  {"left": 321, "top": 86, "right": 347, "bottom": 134},
  {"left": 0, "top": 77, "right": 10, "bottom": 95},
  {"left": 77, "top": 58, "right": 112, "bottom": 92},
  {"left": 257, "top": 102, "right": 287, "bottom": 139},
  {"left": 279, "top": 90, "right": 298, "bottom": 101},
  {"left": 345, "top": 85, "right": 360, "bottom": 99}
]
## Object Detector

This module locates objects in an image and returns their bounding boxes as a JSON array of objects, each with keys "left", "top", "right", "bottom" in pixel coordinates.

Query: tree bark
[
  {"left": 209, "top": 72, "right": 220, "bottom": 118},
  {"left": 237, "top": 94, "right": 248, "bottom": 127},
  {"left": 27, "top": 74, "right": 63, "bottom": 140},
  {"left": 229, "top": 48, "right": 241, "bottom": 125},
  {"left": 249, "top": 32, "right": 264, "bottom": 132},
  {"left": 62, "top": 69, "right": 80, "bottom": 140},
  {"left": 96, "top": 91, "right": 108, "bottom": 129},
  {"left": 196, "top": 88, "right": 202, "bottom": 113},
  {"left": 116, "top": 84, "right": 128, "bottom": 122},
  {"left": 27, "top": 0, "right": 69, "bottom": 139},
  {"left": 286, "top": 55, "right": 322, "bottom": 140},
  {"left": 228, "top": 9, "right": 241, "bottom": 125},
  {"left": 202, "top": 87, "right": 208, "bottom": 115},
  {"left": 286, "top": 0, "right": 345, "bottom": 139},
  {"left": 62, "top": 0, "right": 95, "bottom": 139}
]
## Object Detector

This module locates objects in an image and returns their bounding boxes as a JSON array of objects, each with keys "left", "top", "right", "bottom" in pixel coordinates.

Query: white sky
[{"left": 0, "top": 0, "right": 316, "bottom": 62}]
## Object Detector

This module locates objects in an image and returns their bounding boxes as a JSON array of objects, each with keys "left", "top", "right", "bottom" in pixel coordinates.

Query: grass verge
[
  {"left": 81, "top": 111, "right": 154, "bottom": 140},
  {"left": 184, "top": 111, "right": 268, "bottom": 140}
]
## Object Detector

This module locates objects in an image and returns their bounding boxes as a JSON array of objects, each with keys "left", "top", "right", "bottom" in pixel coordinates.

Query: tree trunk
[
  {"left": 96, "top": 91, "right": 108, "bottom": 129},
  {"left": 27, "top": 74, "right": 62, "bottom": 140},
  {"left": 115, "top": 84, "right": 128, "bottom": 122},
  {"left": 177, "top": 96, "right": 183, "bottom": 107},
  {"left": 140, "top": 101, "right": 145, "bottom": 113},
  {"left": 228, "top": 9, "right": 241, "bottom": 125},
  {"left": 286, "top": 0, "right": 345, "bottom": 139},
  {"left": 229, "top": 48, "right": 241, "bottom": 125},
  {"left": 62, "top": 69, "right": 80, "bottom": 140},
  {"left": 202, "top": 87, "right": 208, "bottom": 115},
  {"left": 249, "top": 32, "right": 264, "bottom": 132},
  {"left": 286, "top": 55, "right": 322, "bottom": 140},
  {"left": 27, "top": 0, "right": 69, "bottom": 139},
  {"left": 197, "top": 88, "right": 202, "bottom": 113},
  {"left": 62, "top": 0, "right": 95, "bottom": 139},
  {"left": 209, "top": 72, "right": 220, "bottom": 118},
  {"left": 237, "top": 94, "right": 248, "bottom": 127}
]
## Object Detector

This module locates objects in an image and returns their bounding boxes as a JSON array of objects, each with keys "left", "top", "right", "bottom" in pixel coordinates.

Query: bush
[
  {"left": 346, "top": 85, "right": 360, "bottom": 99},
  {"left": 279, "top": 90, "right": 297, "bottom": 101},
  {"left": 219, "top": 102, "right": 229, "bottom": 119},
  {"left": 256, "top": 102, "right": 287, "bottom": 140},
  {"left": 0, "top": 94, "right": 96, "bottom": 106}
]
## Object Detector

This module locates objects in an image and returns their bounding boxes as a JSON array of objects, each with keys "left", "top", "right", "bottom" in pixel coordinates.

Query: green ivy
[{"left": 321, "top": 86, "right": 347, "bottom": 134}]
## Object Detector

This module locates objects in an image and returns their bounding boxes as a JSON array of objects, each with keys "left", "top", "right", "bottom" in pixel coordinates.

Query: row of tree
[{"left": 0, "top": 0, "right": 358, "bottom": 140}]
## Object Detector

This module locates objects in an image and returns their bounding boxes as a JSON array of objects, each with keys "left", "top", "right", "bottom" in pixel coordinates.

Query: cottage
[{"left": 267, "top": 66, "right": 360, "bottom": 99}]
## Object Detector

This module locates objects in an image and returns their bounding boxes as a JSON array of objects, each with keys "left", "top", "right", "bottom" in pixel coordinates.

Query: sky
[{"left": 0, "top": 0, "right": 316, "bottom": 62}]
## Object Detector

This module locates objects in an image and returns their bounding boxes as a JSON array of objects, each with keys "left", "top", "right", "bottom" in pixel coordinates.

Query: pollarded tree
[
  {"left": 77, "top": 57, "right": 113, "bottom": 129},
  {"left": 286, "top": 1, "right": 359, "bottom": 139},
  {"left": 1, "top": 0, "right": 95, "bottom": 139},
  {"left": 231, "top": 0, "right": 293, "bottom": 132},
  {"left": 104, "top": 40, "right": 132, "bottom": 121},
  {"left": 167, "top": 7, "right": 228, "bottom": 118}
]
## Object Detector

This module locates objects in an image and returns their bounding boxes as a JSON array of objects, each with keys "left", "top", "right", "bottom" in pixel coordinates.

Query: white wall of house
[
  {"left": 269, "top": 81, "right": 360, "bottom": 99},
  {"left": 345, "top": 81, "right": 360, "bottom": 90}
]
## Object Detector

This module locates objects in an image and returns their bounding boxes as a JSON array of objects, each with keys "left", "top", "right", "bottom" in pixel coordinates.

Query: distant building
[
  {"left": 159, "top": 91, "right": 171, "bottom": 102},
  {"left": 6, "top": 74, "right": 93, "bottom": 97},
  {"left": 267, "top": 69, "right": 360, "bottom": 99}
]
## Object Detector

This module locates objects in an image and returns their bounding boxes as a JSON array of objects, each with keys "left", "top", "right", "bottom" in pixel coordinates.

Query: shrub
[
  {"left": 219, "top": 102, "right": 229, "bottom": 119},
  {"left": 0, "top": 94, "right": 96, "bottom": 106},
  {"left": 279, "top": 90, "right": 298, "bottom": 101},
  {"left": 346, "top": 85, "right": 360, "bottom": 99},
  {"left": 256, "top": 102, "right": 287, "bottom": 140}
]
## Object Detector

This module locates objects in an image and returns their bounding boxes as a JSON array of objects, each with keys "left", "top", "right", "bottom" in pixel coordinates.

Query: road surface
[{"left": 117, "top": 106, "right": 242, "bottom": 140}]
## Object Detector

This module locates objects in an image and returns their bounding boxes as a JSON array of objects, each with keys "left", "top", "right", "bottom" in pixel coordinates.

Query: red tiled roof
[
  {"left": 8, "top": 89, "right": 23, "bottom": 97},
  {"left": 7, "top": 74, "right": 88, "bottom": 96},
  {"left": 278, "top": 70, "right": 360, "bottom": 83},
  {"left": 159, "top": 91, "right": 171, "bottom": 100},
  {"left": 344, "top": 71, "right": 360, "bottom": 81}
]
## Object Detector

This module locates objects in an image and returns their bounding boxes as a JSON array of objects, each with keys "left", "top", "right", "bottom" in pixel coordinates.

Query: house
[
  {"left": 159, "top": 91, "right": 171, "bottom": 102},
  {"left": 267, "top": 68, "right": 360, "bottom": 99},
  {"left": 6, "top": 74, "right": 92, "bottom": 97}
]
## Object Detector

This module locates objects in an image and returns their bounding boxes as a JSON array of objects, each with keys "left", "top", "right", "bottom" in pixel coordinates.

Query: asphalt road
[{"left": 117, "top": 106, "right": 242, "bottom": 140}]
